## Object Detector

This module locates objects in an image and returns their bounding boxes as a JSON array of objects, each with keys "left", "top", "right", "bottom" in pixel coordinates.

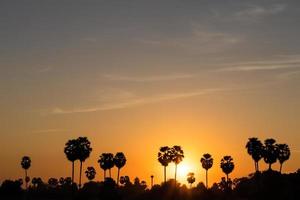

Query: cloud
[
  {"left": 51, "top": 88, "right": 227, "bottom": 114},
  {"left": 31, "top": 129, "right": 68, "bottom": 134},
  {"left": 137, "top": 23, "right": 242, "bottom": 53},
  {"left": 103, "top": 73, "right": 195, "bottom": 82},
  {"left": 218, "top": 55, "right": 300, "bottom": 72},
  {"left": 235, "top": 4, "right": 286, "bottom": 19}
]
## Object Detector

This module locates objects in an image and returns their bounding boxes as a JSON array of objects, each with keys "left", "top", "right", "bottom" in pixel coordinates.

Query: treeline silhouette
[{"left": 0, "top": 137, "right": 299, "bottom": 200}]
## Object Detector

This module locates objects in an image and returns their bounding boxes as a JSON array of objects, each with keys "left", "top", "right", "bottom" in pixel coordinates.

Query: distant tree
[
  {"left": 21, "top": 156, "right": 31, "bottom": 189},
  {"left": 200, "top": 153, "right": 213, "bottom": 188},
  {"left": 76, "top": 137, "right": 92, "bottom": 188},
  {"left": 114, "top": 152, "right": 127, "bottom": 185},
  {"left": 277, "top": 143, "right": 291, "bottom": 173},
  {"left": 48, "top": 178, "right": 58, "bottom": 188},
  {"left": 98, "top": 153, "right": 114, "bottom": 180},
  {"left": 220, "top": 156, "right": 234, "bottom": 182},
  {"left": 85, "top": 166, "right": 96, "bottom": 181},
  {"left": 263, "top": 138, "right": 278, "bottom": 170},
  {"left": 120, "top": 176, "right": 131, "bottom": 186},
  {"left": 32, "top": 177, "right": 42, "bottom": 188},
  {"left": 246, "top": 137, "right": 263, "bottom": 172},
  {"left": 64, "top": 139, "right": 78, "bottom": 184},
  {"left": 170, "top": 145, "right": 184, "bottom": 183},
  {"left": 187, "top": 172, "right": 196, "bottom": 188},
  {"left": 150, "top": 175, "right": 154, "bottom": 188},
  {"left": 158, "top": 146, "right": 172, "bottom": 183}
]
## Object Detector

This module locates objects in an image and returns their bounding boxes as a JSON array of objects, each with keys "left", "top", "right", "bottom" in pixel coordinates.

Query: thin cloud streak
[
  {"left": 235, "top": 4, "right": 286, "bottom": 19},
  {"left": 218, "top": 55, "right": 300, "bottom": 72},
  {"left": 51, "top": 88, "right": 227, "bottom": 114},
  {"left": 31, "top": 129, "right": 68, "bottom": 134},
  {"left": 103, "top": 73, "right": 195, "bottom": 82}
]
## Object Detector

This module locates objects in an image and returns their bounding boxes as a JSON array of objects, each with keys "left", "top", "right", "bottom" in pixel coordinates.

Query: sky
[{"left": 0, "top": 0, "right": 300, "bottom": 186}]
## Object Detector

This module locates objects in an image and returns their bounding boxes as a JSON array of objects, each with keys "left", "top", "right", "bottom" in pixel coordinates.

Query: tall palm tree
[
  {"left": 187, "top": 172, "right": 196, "bottom": 188},
  {"left": 85, "top": 166, "right": 96, "bottom": 181},
  {"left": 98, "top": 153, "right": 114, "bottom": 180},
  {"left": 246, "top": 137, "right": 263, "bottom": 172},
  {"left": 220, "top": 156, "right": 234, "bottom": 182},
  {"left": 158, "top": 146, "right": 172, "bottom": 183},
  {"left": 263, "top": 138, "right": 278, "bottom": 170},
  {"left": 200, "top": 153, "right": 213, "bottom": 188},
  {"left": 21, "top": 156, "right": 31, "bottom": 189},
  {"left": 170, "top": 145, "right": 184, "bottom": 183},
  {"left": 277, "top": 144, "right": 291, "bottom": 173},
  {"left": 114, "top": 152, "right": 127, "bottom": 185},
  {"left": 76, "top": 137, "right": 92, "bottom": 188},
  {"left": 64, "top": 139, "right": 78, "bottom": 184}
]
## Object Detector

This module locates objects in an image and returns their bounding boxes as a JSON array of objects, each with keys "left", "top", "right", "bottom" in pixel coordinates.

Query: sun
[{"left": 177, "top": 163, "right": 192, "bottom": 183}]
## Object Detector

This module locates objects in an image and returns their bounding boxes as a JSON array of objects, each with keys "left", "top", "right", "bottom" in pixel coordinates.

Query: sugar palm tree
[
  {"left": 200, "top": 153, "right": 213, "bottom": 188},
  {"left": 246, "top": 137, "right": 263, "bottom": 172},
  {"left": 85, "top": 166, "right": 96, "bottom": 181},
  {"left": 170, "top": 145, "right": 184, "bottom": 183},
  {"left": 263, "top": 138, "right": 278, "bottom": 170},
  {"left": 76, "top": 137, "right": 92, "bottom": 188},
  {"left": 277, "top": 143, "right": 291, "bottom": 173},
  {"left": 187, "top": 172, "right": 196, "bottom": 188},
  {"left": 21, "top": 156, "right": 31, "bottom": 189},
  {"left": 158, "top": 146, "right": 172, "bottom": 183},
  {"left": 220, "top": 156, "right": 234, "bottom": 182},
  {"left": 98, "top": 153, "right": 114, "bottom": 180},
  {"left": 114, "top": 152, "right": 126, "bottom": 185},
  {"left": 64, "top": 139, "right": 78, "bottom": 184}
]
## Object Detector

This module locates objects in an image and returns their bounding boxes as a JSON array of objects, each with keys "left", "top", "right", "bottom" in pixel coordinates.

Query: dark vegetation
[{"left": 1, "top": 137, "right": 299, "bottom": 200}]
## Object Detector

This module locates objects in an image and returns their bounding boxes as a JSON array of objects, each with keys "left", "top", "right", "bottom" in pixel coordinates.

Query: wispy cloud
[
  {"left": 103, "top": 73, "right": 195, "bottom": 82},
  {"left": 51, "top": 88, "right": 227, "bottom": 114},
  {"left": 137, "top": 24, "right": 242, "bottom": 53},
  {"left": 235, "top": 4, "right": 286, "bottom": 19},
  {"left": 31, "top": 129, "right": 68, "bottom": 134},
  {"left": 218, "top": 55, "right": 300, "bottom": 72}
]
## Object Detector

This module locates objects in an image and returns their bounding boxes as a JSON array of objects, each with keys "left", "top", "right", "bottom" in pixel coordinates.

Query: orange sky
[{"left": 0, "top": 0, "right": 300, "bottom": 187}]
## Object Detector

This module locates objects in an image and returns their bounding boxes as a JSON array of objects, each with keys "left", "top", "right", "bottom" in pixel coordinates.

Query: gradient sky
[{"left": 1, "top": 0, "right": 300, "bottom": 186}]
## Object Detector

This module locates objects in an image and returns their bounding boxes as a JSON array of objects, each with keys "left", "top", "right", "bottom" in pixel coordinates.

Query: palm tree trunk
[
  {"left": 117, "top": 168, "right": 120, "bottom": 185},
  {"left": 164, "top": 166, "right": 166, "bottom": 183},
  {"left": 151, "top": 177, "right": 154, "bottom": 188},
  {"left": 256, "top": 162, "right": 259, "bottom": 172},
  {"left": 174, "top": 164, "right": 177, "bottom": 183},
  {"left": 25, "top": 169, "right": 28, "bottom": 189},
  {"left": 269, "top": 163, "right": 272, "bottom": 170},
  {"left": 79, "top": 161, "right": 82, "bottom": 188},
  {"left": 104, "top": 170, "right": 106, "bottom": 181},
  {"left": 280, "top": 163, "right": 282, "bottom": 173},
  {"left": 72, "top": 161, "right": 74, "bottom": 184},
  {"left": 226, "top": 174, "right": 229, "bottom": 182},
  {"left": 206, "top": 170, "right": 208, "bottom": 188},
  {"left": 254, "top": 161, "right": 257, "bottom": 172}
]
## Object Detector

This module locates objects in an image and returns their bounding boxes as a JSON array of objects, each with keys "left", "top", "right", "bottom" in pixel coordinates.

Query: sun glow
[{"left": 177, "top": 163, "right": 193, "bottom": 183}]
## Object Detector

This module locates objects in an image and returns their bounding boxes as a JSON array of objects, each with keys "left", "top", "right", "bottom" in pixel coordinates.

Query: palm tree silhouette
[
  {"left": 200, "top": 153, "right": 213, "bottom": 188},
  {"left": 263, "top": 138, "right": 278, "bottom": 170},
  {"left": 114, "top": 152, "right": 127, "bottom": 185},
  {"left": 220, "top": 156, "right": 234, "bottom": 182},
  {"left": 170, "top": 145, "right": 184, "bottom": 183},
  {"left": 98, "top": 153, "right": 114, "bottom": 180},
  {"left": 64, "top": 139, "right": 78, "bottom": 184},
  {"left": 158, "top": 146, "right": 172, "bottom": 183},
  {"left": 150, "top": 175, "right": 154, "bottom": 188},
  {"left": 76, "top": 137, "right": 92, "bottom": 188},
  {"left": 85, "top": 166, "right": 96, "bottom": 181},
  {"left": 246, "top": 137, "right": 263, "bottom": 172},
  {"left": 187, "top": 172, "right": 196, "bottom": 188},
  {"left": 277, "top": 143, "right": 291, "bottom": 173},
  {"left": 21, "top": 156, "right": 31, "bottom": 189}
]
